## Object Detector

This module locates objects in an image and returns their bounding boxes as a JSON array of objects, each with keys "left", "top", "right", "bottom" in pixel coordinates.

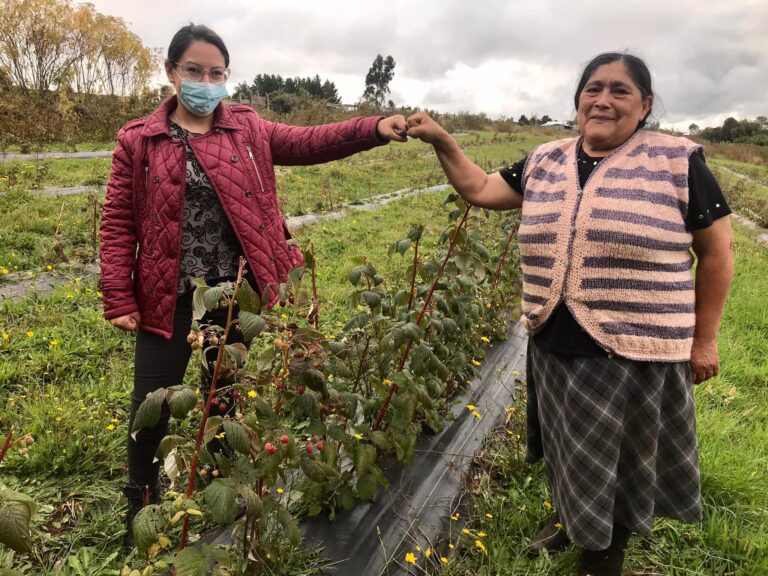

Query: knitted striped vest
[{"left": 519, "top": 130, "right": 702, "bottom": 362}]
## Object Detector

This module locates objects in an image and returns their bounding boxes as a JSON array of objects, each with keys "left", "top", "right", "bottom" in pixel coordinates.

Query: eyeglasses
[{"left": 173, "top": 62, "right": 230, "bottom": 84}]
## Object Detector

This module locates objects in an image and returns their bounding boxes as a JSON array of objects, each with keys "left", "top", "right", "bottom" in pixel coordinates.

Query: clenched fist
[{"left": 376, "top": 115, "right": 408, "bottom": 142}]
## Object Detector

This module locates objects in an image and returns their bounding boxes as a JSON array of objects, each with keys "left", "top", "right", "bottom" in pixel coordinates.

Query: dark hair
[
  {"left": 574, "top": 52, "right": 653, "bottom": 128},
  {"left": 167, "top": 23, "right": 230, "bottom": 67}
]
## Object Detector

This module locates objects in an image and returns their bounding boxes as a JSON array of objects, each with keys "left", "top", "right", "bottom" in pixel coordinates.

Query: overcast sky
[{"left": 84, "top": 0, "right": 768, "bottom": 131}]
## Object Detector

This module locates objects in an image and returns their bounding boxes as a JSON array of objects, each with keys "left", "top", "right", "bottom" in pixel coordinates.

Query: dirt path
[{"left": 2, "top": 150, "right": 112, "bottom": 161}]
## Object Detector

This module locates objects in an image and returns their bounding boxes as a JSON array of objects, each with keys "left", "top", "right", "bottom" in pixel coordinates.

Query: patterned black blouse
[{"left": 170, "top": 122, "right": 243, "bottom": 293}]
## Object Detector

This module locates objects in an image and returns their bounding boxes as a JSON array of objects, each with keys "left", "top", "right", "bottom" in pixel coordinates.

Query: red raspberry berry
[
  {"left": 279, "top": 300, "right": 286, "bottom": 307},
  {"left": 297, "top": 386, "right": 305, "bottom": 395},
  {"left": 232, "top": 390, "right": 242, "bottom": 400},
  {"left": 280, "top": 435, "right": 290, "bottom": 444},
  {"left": 218, "top": 402, "right": 229, "bottom": 414},
  {"left": 316, "top": 442, "right": 324, "bottom": 452},
  {"left": 265, "top": 442, "right": 277, "bottom": 455},
  {"left": 305, "top": 443, "right": 314, "bottom": 454}
]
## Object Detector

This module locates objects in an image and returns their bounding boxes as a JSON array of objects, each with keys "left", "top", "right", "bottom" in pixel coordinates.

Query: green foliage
[{"left": 0, "top": 489, "right": 36, "bottom": 553}]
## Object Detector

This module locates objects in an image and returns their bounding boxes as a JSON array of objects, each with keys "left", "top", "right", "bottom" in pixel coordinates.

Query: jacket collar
[{"left": 141, "top": 95, "right": 241, "bottom": 137}]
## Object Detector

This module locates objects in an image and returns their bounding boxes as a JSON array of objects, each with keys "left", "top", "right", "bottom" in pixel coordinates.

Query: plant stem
[
  {"left": 372, "top": 204, "right": 472, "bottom": 431},
  {"left": 406, "top": 239, "right": 420, "bottom": 311},
  {"left": 179, "top": 258, "right": 246, "bottom": 550},
  {"left": 310, "top": 242, "right": 319, "bottom": 329},
  {"left": 0, "top": 428, "right": 14, "bottom": 464}
]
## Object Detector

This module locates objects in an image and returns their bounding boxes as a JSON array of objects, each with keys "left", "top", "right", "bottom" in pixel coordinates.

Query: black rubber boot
[
  {"left": 578, "top": 524, "right": 631, "bottom": 576},
  {"left": 122, "top": 480, "right": 160, "bottom": 550},
  {"left": 527, "top": 517, "right": 570, "bottom": 555}
]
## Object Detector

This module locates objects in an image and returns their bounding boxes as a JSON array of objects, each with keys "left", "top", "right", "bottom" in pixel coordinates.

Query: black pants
[{"left": 126, "top": 291, "right": 244, "bottom": 487}]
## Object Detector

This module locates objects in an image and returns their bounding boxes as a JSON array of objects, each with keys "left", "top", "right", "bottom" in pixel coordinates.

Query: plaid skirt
[{"left": 525, "top": 339, "right": 702, "bottom": 550}]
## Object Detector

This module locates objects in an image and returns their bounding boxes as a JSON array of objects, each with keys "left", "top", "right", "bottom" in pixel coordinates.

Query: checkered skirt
[{"left": 525, "top": 340, "right": 702, "bottom": 550}]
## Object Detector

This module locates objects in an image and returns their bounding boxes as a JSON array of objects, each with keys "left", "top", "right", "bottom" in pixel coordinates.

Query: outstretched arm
[{"left": 406, "top": 112, "right": 522, "bottom": 211}]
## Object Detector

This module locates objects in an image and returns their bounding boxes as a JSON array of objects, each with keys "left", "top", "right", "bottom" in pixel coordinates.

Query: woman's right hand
[
  {"left": 110, "top": 311, "right": 141, "bottom": 332},
  {"left": 406, "top": 112, "right": 451, "bottom": 148}
]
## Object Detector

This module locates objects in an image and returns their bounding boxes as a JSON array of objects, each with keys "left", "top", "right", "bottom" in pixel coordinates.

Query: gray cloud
[{"left": 85, "top": 0, "right": 768, "bottom": 128}]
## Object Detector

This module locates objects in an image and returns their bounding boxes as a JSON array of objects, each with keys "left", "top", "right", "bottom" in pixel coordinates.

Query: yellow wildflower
[
  {"left": 477, "top": 531, "right": 487, "bottom": 537},
  {"left": 46, "top": 265, "right": 53, "bottom": 271},
  {"left": 425, "top": 548, "right": 432, "bottom": 558},
  {"left": 353, "top": 433, "right": 363, "bottom": 440},
  {"left": 471, "top": 358, "right": 481, "bottom": 366},
  {"left": 472, "top": 411, "right": 482, "bottom": 420},
  {"left": 404, "top": 552, "right": 416, "bottom": 564},
  {"left": 26, "top": 331, "right": 34, "bottom": 338},
  {"left": 462, "top": 528, "right": 470, "bottom": 535},
  {"left": 449, "top": 543, "right": 455, "bottom": 550},
  {"left": 466, "top": 404, "right": 476, "bottom": 411},
  {"left": 480, "top": 336, "right": 490, "bottom": 343},
  {"left": 247, "top": 390, "right": 257, "bottom": 398},
  {"left": 383, "top": 378, "right": 393, "bottom": 386},
  {"left": 49, "top": 339, "right": 58, "bottom": 347},
  {"left": 1, "top": 268, "right": 8, "bottom": 275},
  {"left": 106, "top": 424, "right": 115, "bottom": 431},
  {"left": 485, "top": 513, "right": 494, "bottom": 519},
  {"left": 276, "top": 488, "right": 284, "bottom": 494},
  {"left": 555, "top": 522, "right": 564, "bottom": 530},
  {"left": 475, "top": 539, "right": 487, "bottom": 554},
  {"left": 111, "top": 418, "right": 119, "bottom": 423},
  {"left": 66, "top": 293, "right": 74, "bottom": 299},
  {"left": 415, "top": 546, "right": 422, "bottom": 552},
  {"left": 543, "top": 501, "right": 552, "bottom": 511},
  {"left": 440, "top": 557, "right": 449, "bottom": 564},
  {"left": 450, "top": 513, "right": 459, "bottom": 521},
  {"left": 2, "top": 333, "right": 9, "bottom": 340}
]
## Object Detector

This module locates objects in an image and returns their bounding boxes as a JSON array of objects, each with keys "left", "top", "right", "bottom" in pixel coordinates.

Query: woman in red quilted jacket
[{"left": 100, "top": 23, "right": 407, "bottom": 546}]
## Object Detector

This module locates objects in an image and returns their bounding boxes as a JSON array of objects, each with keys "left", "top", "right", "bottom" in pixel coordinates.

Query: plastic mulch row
[{"left": 203, "top": 320, "right": 527, "bottom": 575}]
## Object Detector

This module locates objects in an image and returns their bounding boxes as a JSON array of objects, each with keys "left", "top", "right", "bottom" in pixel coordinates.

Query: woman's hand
[
  {"left": 406, "top": 112, "right": 451, "bottom": 148},
  {"left": 376, "top": 115, "right": 408, "bottom": 142},
  {"left": 110, "top": 311, "right": 141, "bottom": 332},
  {"left": 690, "top": 337, "right": 719, "bottom": 384}
]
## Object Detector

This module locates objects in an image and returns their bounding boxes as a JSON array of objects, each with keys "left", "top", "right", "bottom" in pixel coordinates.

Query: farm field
[{"left": 0, "top": 129, "right": 766, "bottom": 575}]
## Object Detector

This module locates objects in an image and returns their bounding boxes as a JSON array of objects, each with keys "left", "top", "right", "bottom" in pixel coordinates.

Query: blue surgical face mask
[{"left": 177, "top": 77, "right": 228, "bottom": 117}]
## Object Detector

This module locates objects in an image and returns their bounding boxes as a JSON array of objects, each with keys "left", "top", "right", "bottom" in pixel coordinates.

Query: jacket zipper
[{"left": 245, "top": 144, "right": 266, "bottom": 194}]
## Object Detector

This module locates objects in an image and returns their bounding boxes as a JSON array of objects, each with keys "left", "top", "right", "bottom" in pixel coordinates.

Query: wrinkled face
[
  {"left": 577, "top": 60, "right": 653, "bottom": 154},
  {"left": 165, "top": 40, "right": 227, "bottom": 94}
]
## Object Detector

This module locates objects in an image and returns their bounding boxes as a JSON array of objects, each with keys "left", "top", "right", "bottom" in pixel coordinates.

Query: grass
[
  {"left": 0, "top": 157, "right": 111, "bottom": 189},
  {"left": 2, "top": 132, "right": 766, "bottom": 574},
  {"left": 1, "top": 140, "right": 115, "bottom": 153},
  {"left": 430, "top": 223, "right": 768, "bottom": 576},
  {"left": 0, "top": 130, "right": 548, "bottom": 276}
]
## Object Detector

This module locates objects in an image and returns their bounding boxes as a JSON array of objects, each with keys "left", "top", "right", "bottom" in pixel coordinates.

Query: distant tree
[
  {"left": 517, "top": 114, "right": 529, "bottom": 125},
  {"left": 720, "top": 117, "right": 739, "bottom": 141},
  {"left": 541, "top": 115, "right": 552, "bottom": 124},
  {"left": 688, "top": 123, "right": 700, "bottom": 135},
  {"left": 249, "top": 73, "right": 340, "bottom": 103},
  {"left": 363, "top": 54, "right": 396, "bottom": 106},
  {"left": 0, "top": 0, "right": 153, "bottom": 95}
]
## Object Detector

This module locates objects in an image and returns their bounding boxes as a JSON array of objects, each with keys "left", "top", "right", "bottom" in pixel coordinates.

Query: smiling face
[{"left": 576, "top": 60, "right": 653, "bottom": 155}]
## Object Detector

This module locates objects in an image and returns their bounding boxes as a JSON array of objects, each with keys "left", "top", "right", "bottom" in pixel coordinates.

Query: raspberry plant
[{"left": 128, "top": 195, "right": 521, "bottom": 574}]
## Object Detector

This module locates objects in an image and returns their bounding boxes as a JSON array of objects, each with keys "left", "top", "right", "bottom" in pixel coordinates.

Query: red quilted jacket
[{"left": 100, "top": 96, "right": 385, "bottom": 338}]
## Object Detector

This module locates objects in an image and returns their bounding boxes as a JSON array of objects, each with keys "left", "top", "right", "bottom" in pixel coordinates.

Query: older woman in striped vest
[{"left": 406, "top": 52, "right": 733, "bottom": 576}]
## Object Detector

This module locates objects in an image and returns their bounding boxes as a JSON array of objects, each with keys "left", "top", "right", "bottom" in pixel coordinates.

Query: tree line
[{"left": 691, "top": 117, "right": 768, "bottom": 147}]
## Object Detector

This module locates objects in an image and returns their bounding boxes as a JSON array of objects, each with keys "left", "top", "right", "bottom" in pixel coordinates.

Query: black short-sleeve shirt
[{"left": 499, "top": 146, "right": 731, "bottom": 356}]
